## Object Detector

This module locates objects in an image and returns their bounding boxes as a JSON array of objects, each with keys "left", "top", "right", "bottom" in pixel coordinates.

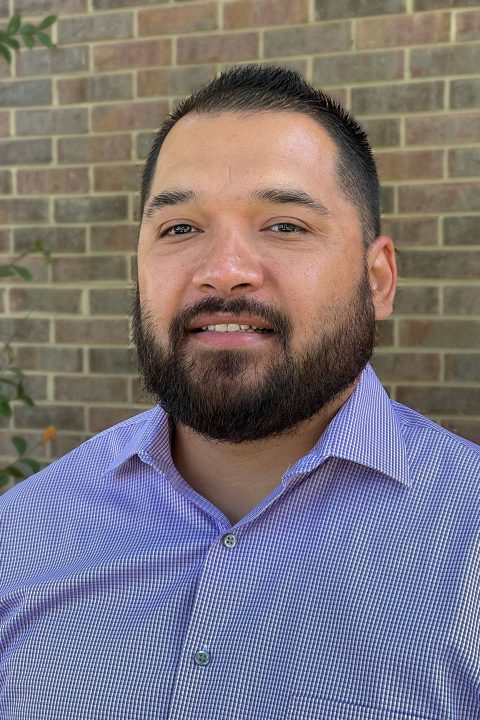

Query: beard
[{"left": 131, "top": 269, "right": 376, "bottom": 444}]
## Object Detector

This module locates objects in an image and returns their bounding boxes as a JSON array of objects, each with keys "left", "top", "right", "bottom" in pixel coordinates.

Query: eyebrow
[
  {"left": 251, "top": 188, "right": 332, "bottom": 217},
  {"left": 143, "top": 186, "right": 332, "bottom": 219},
  {"left": 144, "top": 189, "right": 199, "bottom": 218}
]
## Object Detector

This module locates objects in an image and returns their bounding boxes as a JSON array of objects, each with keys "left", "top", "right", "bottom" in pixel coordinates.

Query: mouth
[{"left": 190, "top": 323, "right": 274, "bottom": 335}]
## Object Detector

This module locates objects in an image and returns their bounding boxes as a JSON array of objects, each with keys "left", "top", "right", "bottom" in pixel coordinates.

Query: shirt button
[
  {"left": 194, "top": 650, "right": 210, "bottom": 667},
  {"left": 222, "top": 533, "right": 237, "bottom": 549}
]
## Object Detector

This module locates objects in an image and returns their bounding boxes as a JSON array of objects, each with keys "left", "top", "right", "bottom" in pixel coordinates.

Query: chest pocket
[{"left": 287, "top": 696, "right": 431, "bottom": 720}]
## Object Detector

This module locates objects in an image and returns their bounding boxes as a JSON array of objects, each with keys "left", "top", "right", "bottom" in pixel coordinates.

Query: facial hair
[{"left": 131, "top": 269, "right": 376, "bottom": 444}]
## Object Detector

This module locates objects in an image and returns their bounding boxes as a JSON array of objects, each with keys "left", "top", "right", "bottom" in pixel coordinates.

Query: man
[{"left": 1, "top": 65, "right": 479, "bottom": 719}]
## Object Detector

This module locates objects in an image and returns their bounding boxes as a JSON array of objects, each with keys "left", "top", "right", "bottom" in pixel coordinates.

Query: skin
[{"left": 137, "top": 111, "right": 397, "bottom": 524}]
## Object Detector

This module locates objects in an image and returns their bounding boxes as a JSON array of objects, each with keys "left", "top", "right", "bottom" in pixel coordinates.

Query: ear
[{"left": 367, "top": 235, "right": 397, "bottom": 321}]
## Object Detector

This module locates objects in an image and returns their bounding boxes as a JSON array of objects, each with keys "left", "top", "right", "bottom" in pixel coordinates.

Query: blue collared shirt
[{"left": 1, "top": 364, "right": 479, "bottom": 719}]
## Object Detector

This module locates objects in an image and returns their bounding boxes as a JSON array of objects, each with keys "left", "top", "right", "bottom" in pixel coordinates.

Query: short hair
[{"left": 140, "top": 64, "right": 380, "bottom": 247}]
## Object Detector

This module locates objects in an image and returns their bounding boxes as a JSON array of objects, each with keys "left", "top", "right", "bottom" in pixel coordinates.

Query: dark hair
[{"left": 140, "top": 64, "right": 380, "bottom": 246}]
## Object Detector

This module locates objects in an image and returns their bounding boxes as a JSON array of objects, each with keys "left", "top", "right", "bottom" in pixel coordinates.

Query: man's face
[{"left": 134, "top": 111, "right": 377, "bottom": 442}]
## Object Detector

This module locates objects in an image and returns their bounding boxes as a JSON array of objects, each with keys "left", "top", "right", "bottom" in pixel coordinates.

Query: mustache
[{"left": 170, "top": 295, "right": 292, "bottom": 337}]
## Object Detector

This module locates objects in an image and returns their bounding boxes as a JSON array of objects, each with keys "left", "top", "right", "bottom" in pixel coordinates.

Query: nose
[{"left": 192, "top": 228, "right": 264, "bottom": 297}]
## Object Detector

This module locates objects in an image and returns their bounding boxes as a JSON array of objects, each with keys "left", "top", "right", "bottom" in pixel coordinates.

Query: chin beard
[{"left": 131, "top": 272, "right": 376, "bottom": 443}]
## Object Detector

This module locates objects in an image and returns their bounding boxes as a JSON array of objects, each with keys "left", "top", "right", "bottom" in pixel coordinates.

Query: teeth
[{"left": 200, "top": 324, "right": 270, "bottom": 332}]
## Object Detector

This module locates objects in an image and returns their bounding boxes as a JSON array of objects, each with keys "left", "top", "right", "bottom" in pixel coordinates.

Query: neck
[{"left": 171, "top": 384, "right": 355, "bottom": 524}]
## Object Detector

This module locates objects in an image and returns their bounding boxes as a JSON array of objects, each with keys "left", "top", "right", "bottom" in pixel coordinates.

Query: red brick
[
  {"left": 58, "top": 74, "right": 133, "bottom": 105},
  {"left": 14, "top": 0, "right": 87, "bottom": 13},
  {"left": 90, "top": 225, "right": 138, "bottom": 252},
  {"left": 0, "top": 229, "right": 11, "bottom": 253},
  {"left": 376, "top": 319, "right": 394, "bottom": 347},
  {"left": 440, "top": 419, "right": 480, "bottom": 445},
  {"left": 58, "top": 12, "right": 133, "bottom": 45},
  {"left": 10, "top": 288, "right": 82, "bottom": 314},
  {"left": 0, "top": 112, "right": 10, "bottom": 137},
  {"left": 399, "top": 320, "right": 480, "bottom": 349},
  {"left": 177, "top": 32, "right": 258, "bottom": 64},
  {"left": 17, "top": 168, "right": 89, "bottom": 195},
  {"left": 411, "top": 45, "right": 480, "bottom": 78},
  {"left": 352, "top": 81, "right": 444, "bottom": 115},
  {"left": 52, "top": 256, "right": 128, "bottom": 283},
  {"left": 94, "top": 164, "right": 142, "bottom": 192},
  {"left": 456, "top": 10, "right": 480, "bottom": 41},
  {"left": 137, "top": 66, "right": 215, "bottom": 97},
  {"left": 445, "top": 354, "right": 480, "bottom": 383},
  {"left": 375, "top": 150, "right": 443, "bottom": 181},
  {"left": 443, "top": 217, "right": 478, "bottom": 247},
  {"left": 317, "top": 0, "right": 406, "bottom": 19},
  {"left": 361, "top": 118, "right": 400, "bottom": 147},
  {"left": 54, "top": 197, "right": 128, "bottom": 224},
  {"left": 393, "top": 286, "right": 439, "bottom": 314},
  {"left": 371, "top": 352, "right": 440, "bottom": 381},
  {"left": 356, "top": 12, "right": 449, "bottom": 49},
  {"left": 14, "top": 404, "right": 85, "bottom": 432},
  {"left": 55, "top": 319, "right": 129, "bottom": 345},
  {"left": 0, "top": 171, "right": 11, "bottom": 195},
  {"left": 382, "top": 217, "right": 439, "bottom": 246},
  {"left": 448, "top": 148, "right": 480, "bottom": 178},
  {"left": 444, "top": 287, "right": 480, "bottom": 315},
  {"left": 55, "top": 376, "right": 128, "bottom": 403},
  {"left": 94, "top": 40, "right": 171, "bottom": 72},
  {"left": 397, "top": 386, "right": 480, "bottom": 417},
  {"left": 88, "top": 406, "right": 138, "bottom": 434},
  {"left": 15, "top": 346, "right": 83, "bottom": 373},
  {"left": 399, "top": 182, "right": 480, "bottom": 213},
  {"left": 57, "top": 135, "right": 132, "bottom": 164},
  {"left": 313, "top": 50, "right": 404, "bottom": 85},
  {"left": 138, "top": 3, "right": 217, "bottom": 35},
  {"left": 17, "top": 46, "right": 89, "bottom": 78},
  {"left": 406, "top": 113, "right": 480, "bottom": 145},
  {"left": 14, "top": 227, "right": 86, "bottom": 255},
  {"left": 0, "top": 317, "right": 49, "bottom": 342},
  {"left": 265, "top": 22, "right": 351, "bottom": 58},
  {"left": 89, "top": 347, "right": 136, "bottom": 374},
  {"left": 90, "top": 289, "right": 130, "bottom": 316},
  {"left": 224, "top": 0, "right": 308, "bottom": 29},
  {"left": 92, "top": 100, "right": 168, "bottom": 133},
  {"left": 2, "top": 254, "right": 48, "bottom": 283},
  {"left": 398, "top": 250, "right": 479, "bottom": 280},
  {"left": 0, "top": 198, "right": 48, "bottom": 224}
]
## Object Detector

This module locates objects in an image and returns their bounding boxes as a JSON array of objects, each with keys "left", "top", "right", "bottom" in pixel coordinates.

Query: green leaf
[
  {"left": 0, "top": 265, "right": 16, "bottom": 277},
  {"left": 6, "top": 464, "right": 25, "bottom": 479},
  {"left": 20, "top": 24, "right": 36, "bottom": 34},
  {"left": 11, "top": 435, "right": 27, "bottom": 456},
  {"left": 37, "top": 31, "right": 53, "bottom": 48},
  {"left": 7, "top": 15, "right": 22, "bottom": 34},
  {"left": 0, "top": 43, "right": 12, "bottom": 64},
  {"left": 20, "top": 458, "right": 43, "bottom": 474},
  {"left": 0, "top": 398, "right": 12, "bottom": 417},
  {"left": 0, "top": 471, "right": 11, "bottom": 487},
  {"left": 22, "top": 33, "right": 35, "bottom": 49},
  {"left": 9, "top": 366, "right": 24, "bottom": 376},
  {"left": 39, "top": 15, "right": 57, "bottom": 30},
  {"left": 17, "top": 383, "right": 34, "bottom": 406},
  {"left": 4, "top": 37, "right": 20, "bottom": 51},
  {"left": 13, "top": 265, "right": 33, "bottom": 281}
]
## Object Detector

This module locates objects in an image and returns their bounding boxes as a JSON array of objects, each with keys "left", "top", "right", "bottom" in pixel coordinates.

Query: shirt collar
[
  {"left": 283, "top": 364, "right": 411, "bottom": 487},
  {"left": 103, "top": 364, "right": 410, "bottom": 487}
]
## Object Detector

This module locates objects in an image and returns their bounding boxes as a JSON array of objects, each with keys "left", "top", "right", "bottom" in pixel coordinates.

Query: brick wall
[{"left": 0, "top": 0, "right": 479, "bottom": 476}]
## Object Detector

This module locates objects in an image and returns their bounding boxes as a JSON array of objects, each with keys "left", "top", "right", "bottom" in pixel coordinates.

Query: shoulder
[
  {"left": 0, "top": 406, "right": 159, "bottom": 514},
  {"left": 392, "top": 399, "right": 480, "bottom": 482}
]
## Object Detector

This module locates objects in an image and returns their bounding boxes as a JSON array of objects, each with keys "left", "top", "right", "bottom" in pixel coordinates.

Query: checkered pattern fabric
[{"left": 1, "top": 365, "right": 479, "bottom": 719}]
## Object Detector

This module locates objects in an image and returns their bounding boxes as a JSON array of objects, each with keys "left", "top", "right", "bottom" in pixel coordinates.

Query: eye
[
  {"left": 269, "top": 222, "right": 306, "bottom": 234},
  {"left": 161, "top": 223, "right": 199, "bottom": 237}
]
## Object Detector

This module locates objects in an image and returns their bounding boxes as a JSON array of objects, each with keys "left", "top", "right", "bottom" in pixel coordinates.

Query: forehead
[{"left": 152, "top": 110, "right": 340, "bottom": 194}]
